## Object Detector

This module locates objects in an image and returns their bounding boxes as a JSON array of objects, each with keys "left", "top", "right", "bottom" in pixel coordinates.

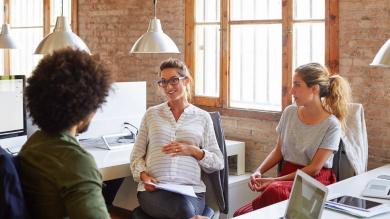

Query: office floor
[{"left": 109, "top": 207, "right": 132, "bottom": 219}]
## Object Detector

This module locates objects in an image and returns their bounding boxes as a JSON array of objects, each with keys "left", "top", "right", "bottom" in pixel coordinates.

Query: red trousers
[{"left": 233, "top": 161, "right": 336, "bottom": 217}]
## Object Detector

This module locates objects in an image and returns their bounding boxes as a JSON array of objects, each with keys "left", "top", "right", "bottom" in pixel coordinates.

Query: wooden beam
[
  {"left": 44, "top": 0, "right": 50, "bottom": 36},
  {"left": 230, "top": 19, "right": 283, "bottom": 25},
  {"left": 184, "top": 0, "right": 195, "bottom": 101},
  {"left": 197, "top": 105, "right": 282, "bottom": 121},
  {"left": 221, "top": 0, "right": 229, "bottom": 108},
  {"left": 281, "top": 0, "right": 293, "bottom": 109},
  {"left": 71, "top": 0, "right": 78, "bottom": 33},
  {"left": 326, "top": 0, "right": 339, "bottom": 74}
]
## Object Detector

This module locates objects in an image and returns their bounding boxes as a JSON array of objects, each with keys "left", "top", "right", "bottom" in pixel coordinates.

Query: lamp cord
[
  {"left": 153, "top": 0, "right": 157, "bottom": 18},
  {"left": 61, "top": 0, "right": 64, "bottom": 16}
]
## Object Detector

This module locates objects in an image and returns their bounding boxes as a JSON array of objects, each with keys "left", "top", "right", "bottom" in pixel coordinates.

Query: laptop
[
  {"left": 79, "top": 133, "right": 134, "bottom": 150},
  {"left": 279, "top": 170, "right": 328, "bottom": 219}
]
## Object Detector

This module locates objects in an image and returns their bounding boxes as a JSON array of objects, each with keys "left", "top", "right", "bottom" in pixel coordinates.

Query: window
[
  {"left": 0, "top": 0, "right": 76, "bottom": 76},
  {"left": 185, "top": 0, "right": 338, "bottom": 115}
]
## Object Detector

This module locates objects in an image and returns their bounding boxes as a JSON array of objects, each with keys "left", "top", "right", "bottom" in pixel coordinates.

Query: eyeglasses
[{"left": 157, "top": 76, "right": 186, "bottom": 87}]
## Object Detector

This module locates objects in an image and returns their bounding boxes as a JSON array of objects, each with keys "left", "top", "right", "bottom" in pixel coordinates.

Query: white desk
[
  {"left": 234, "top": 164, "right": 390, "bottom": 219},
  {"left": 85, "top": 140, "right": 247, "bottom": 211},
  {"left": 85, "top": 144, "right": 134, "bottom": 181}
]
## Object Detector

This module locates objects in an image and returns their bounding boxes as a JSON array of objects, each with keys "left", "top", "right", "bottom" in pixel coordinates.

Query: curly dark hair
[{"left": 26, "top": 48, "right": 112, "bottom": 134}]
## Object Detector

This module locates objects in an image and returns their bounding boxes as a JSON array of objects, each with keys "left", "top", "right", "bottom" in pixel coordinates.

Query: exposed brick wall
[
  {"left": 78, "top": 0, "right": 390, "bottom": 173},
  {"left": 339, "top": 0, "right": 390, "bottom": 169},
  {"left": 78, "top": 0, "right": 184, "bottom": 107}
]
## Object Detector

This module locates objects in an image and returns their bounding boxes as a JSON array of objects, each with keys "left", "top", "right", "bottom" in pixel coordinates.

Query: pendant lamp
[
  {"left": 130, "top": 0, "right": 179, "bottom": 53},
  {"left": 0, "top": 3, "right": 17, "bottom": 49},
  {"left": 35, "top": 0, "right": 90, "bottom": 54},
  {"left": 371, "top": 39, "right": 390, "bottom": 67},
  {"left": 0, "top": 24, "right": 17, "bottom": 49}
]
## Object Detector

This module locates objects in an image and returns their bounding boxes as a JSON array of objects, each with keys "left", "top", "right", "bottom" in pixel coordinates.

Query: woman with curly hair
[
  {"left": 234, "top": 63, "right": 352, "bottom": 216},
  {"left": 19, "top": 48, "right": 112, "bottom": 219}
]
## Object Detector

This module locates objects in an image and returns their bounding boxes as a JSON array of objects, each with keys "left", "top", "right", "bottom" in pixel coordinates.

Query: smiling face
[
  {"left": 160, "top": 68, "right": 189, "bottom": 102},
  {"left": 291, "top": 73, "right": 318, "bottom": 106}
]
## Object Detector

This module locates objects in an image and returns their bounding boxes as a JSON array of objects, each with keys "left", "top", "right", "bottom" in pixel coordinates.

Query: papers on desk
[
  {"left": 362, "top": 179, "right": 390, "bottom": 200},
  {"left": 145, "top": 182, "right": 197, "bottom": 198}
]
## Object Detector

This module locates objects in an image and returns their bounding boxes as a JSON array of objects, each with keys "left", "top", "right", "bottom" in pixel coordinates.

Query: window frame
[
  {"left": 2, "top": 0, "right": 78, "bottom": 76},
  {"left": 185, "top": 0, "right": 339, "bottom": 120}
]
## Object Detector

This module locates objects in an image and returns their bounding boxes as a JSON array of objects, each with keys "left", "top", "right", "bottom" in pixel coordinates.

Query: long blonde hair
[
  {"left": 295, "top": 63, "right": 352, "bottom": 129},
  {"left": 159, "top": 58, "right": 193, "bottom": 102}
]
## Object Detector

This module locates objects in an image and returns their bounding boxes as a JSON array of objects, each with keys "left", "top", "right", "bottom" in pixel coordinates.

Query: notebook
[
  {"left": 279, "top": 170, "right": 328, "bottom": 219},
  {"left": 362, "top": 178, "right": 390, "bottom": 200}
]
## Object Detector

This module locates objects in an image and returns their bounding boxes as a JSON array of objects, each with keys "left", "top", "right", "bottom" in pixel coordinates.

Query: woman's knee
[
  {"left": 138, "top": 191, "right": 199, "bottom": 219},
  {"left": 171, "top": 198, "right": 196, "bottom": 219}
]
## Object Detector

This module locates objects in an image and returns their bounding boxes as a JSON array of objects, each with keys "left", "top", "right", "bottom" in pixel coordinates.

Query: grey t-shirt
[{"left": 276, "top": 105, "right": 341, "bottom": 168}]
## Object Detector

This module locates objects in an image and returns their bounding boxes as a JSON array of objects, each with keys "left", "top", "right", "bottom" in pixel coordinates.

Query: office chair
[
  {"left": 277, "top": 139, "right": 355, "bottom": 182},
  {"left": 206, "top": 112, "right": 229, "bottom": 218},
  {"left": 0, "top": 148, "right": 30, "bottom": 218},
  {"left": 332, "top": 140, "right": 355, "bottom": 181}
]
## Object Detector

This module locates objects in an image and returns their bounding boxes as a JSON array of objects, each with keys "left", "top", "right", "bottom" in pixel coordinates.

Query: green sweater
[{"left": 19, "top": 130, "right": 109, "bottom": 219}]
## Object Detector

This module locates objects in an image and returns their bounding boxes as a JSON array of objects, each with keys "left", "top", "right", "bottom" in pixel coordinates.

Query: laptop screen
[{"left": 284, "top": 170, "right": 328, "bottom": 219}]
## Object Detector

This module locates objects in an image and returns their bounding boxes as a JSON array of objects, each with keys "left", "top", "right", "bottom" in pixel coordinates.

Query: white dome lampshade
[
  {"left": 0, "top": 24, "right": 17, "bottom": 49},
  {"left": 130, "top": 0, "right": 179, "bottom": 54},
  {"left": 370, "top": 39, "right": 390, "bottom": 68},
  {"left": 35, "top": 16, "right": 90, "bottom": 54},
  {"left": 130, "top": 18, "right": 179, "bottom": 53}
]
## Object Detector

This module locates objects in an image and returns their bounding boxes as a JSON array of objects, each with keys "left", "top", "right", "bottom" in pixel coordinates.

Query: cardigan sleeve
[{"left": 198, "top": 114, "right": 224, "bottom": 173}]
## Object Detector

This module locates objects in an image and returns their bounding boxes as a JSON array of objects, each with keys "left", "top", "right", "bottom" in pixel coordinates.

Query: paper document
[
  {"left": 146, "top": 182, "right": 197, "bottom": 198},
  {"left": 362, "top": 179, "right": 390, "bottom": 200}
]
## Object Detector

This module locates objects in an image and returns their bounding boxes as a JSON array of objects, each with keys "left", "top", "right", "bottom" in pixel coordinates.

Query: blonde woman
[
  {"left": 234, "top": 63, "right": 352, "bottom": 216},
  {"left": 130, "top": 58, "right": 224, "bottom": 219}
]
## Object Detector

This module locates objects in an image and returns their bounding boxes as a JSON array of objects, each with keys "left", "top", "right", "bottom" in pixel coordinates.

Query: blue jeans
[{"left": 137, "top": 190, "right": 205, "bottom": 219}]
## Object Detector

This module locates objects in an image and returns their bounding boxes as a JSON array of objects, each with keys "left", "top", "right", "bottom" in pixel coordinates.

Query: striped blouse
[{"left": 130, "top": 102, "right": 224, "bottom": 193}]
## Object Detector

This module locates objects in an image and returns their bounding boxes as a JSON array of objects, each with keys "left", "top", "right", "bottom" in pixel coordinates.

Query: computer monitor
[
  {"left": 0, "top": 75, "right": 27, "bottom": 150},
  {"left": 77, "top": 81, "right": 146, "bottom": 140}
]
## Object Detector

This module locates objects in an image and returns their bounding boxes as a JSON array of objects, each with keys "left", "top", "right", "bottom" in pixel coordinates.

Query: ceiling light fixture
[
  {"left": 35, "top": 0, "right": 90, "bottom": 54},
  {"left": 0, "top": 3, "right": 17, "bottom": 49},
  {"left": 0, "top": 24, "right": 17, "bottom": 49},
  {"left": 130, "top": 0, "right": 180, "bottom": 53},
  {"left": 371, "top": 39, "right": 390, "bottom": 67}
]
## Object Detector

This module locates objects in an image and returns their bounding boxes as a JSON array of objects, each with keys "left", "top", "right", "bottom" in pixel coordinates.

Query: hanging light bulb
[
  {"left": 130, "top": 0, "right": 179, "bottom": 53},
  {"left": 35, "top": 0, "right": 90, "bottom": 54}
]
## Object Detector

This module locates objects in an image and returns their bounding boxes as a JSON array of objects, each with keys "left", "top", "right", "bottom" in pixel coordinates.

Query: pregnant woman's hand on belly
[{"left": 162, "top": 141, "right": 205, "bottom": 160}]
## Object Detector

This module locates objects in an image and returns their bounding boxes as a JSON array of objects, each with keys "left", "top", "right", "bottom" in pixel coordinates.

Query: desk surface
[
  {"left": 234, "top": 164, "right": 390, "bottom": 219},
  {"left": 86, "top": 139, "right": 243, "bottom": 181},
  {"left": 84, "top": 144, "right": 134, "bottom": 181}
]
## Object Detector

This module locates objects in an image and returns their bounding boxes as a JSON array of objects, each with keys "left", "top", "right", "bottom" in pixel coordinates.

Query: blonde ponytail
[{"left": 323, "top": 75, "right": 352, "bottom": 130}]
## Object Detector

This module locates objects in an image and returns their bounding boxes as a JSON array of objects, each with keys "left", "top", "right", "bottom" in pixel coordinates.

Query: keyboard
[
  {"left": 79, "top": 138, "right": 108, "bottom": 149},
  {"left": 5, "top": 145, "right": 22, "bottom": 155}
]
